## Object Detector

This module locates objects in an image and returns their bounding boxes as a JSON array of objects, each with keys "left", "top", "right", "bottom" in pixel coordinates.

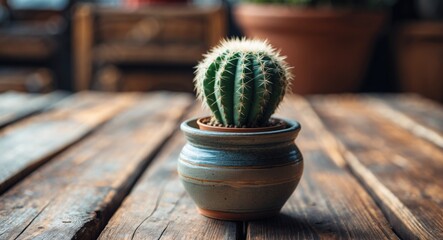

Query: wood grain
[
  {"left": 365, "top": 94, "right": 443, "bottom": 148},
  {"left": 0, "top": 91, "right": 66, "bottom": 128},
  {"left": 247, "top": 96, "right": 397, "bottom": 240},
  {"left": 98, "top": 105, "right": 239, "bottom": 240},
  {"left": 0, "top": 92, "right": 135, "bottom": 194},
  {"left": 0, "top": 92, "right": 192, "bottom": 240},
  {"left": 310, "top": 95, "right": 443, "bottom": 240}
]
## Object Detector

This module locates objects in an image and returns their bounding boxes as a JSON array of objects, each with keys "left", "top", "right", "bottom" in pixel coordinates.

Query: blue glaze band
[{"left": 180, "top": 118, "right": 302, "bottom": 166}]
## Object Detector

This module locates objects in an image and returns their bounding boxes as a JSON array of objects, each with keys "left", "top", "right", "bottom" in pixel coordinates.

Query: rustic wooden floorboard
[
  {"left": 247, "top": 96, "right": 397, "bottom": 240},
  {"left": 0, "top": 92, "right": 192, "bottom": 240},
  {"left": 98, "top": 105, "right": 239, "bottom": 240},
  {"left": 0, "top": 92, "right": 136, "bottom": 194},
  {"left": 0, "top": 91, "right": 67, "bottom": 128},
  {"left": 309, "top": 95, "right": 443, "bottom": 240},
  {"left": 365, "top": 94, "right": 443, "bottom": 148}
]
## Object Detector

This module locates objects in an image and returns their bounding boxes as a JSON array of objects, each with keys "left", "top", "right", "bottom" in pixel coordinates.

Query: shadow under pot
[{"left": 178, "top": 117, "right": 303, "bottom": 221}]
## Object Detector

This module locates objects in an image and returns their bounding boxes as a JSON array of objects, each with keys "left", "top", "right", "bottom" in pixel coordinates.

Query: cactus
[{"left": 195, "top": 38, "right": 293, "bottom": 128}]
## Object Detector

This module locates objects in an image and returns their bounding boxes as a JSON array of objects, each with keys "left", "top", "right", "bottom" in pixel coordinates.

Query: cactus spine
[{"left": 195, "top": 38, "right": 292, "bottom": 128}]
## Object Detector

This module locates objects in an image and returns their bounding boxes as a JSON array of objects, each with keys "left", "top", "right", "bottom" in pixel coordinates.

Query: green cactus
[{"left": 195, "top": 38, "right": 292, "bottom": 128}]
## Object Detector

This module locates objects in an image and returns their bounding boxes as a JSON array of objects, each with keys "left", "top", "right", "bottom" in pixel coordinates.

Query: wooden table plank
[
  {"left": 0, "top": 92, "right": 136, "bottom": 194},
  {"left": 247, "top": 96, "right": 397, "bottom": 240},
  {"left": 309, "top": 95, "right": 443, "bottom": 240},
  {"left": 99, "top": 105, "right": 239, "bottom": 240},
  {"left": 0, "top": 92, "right": 192, "bottom": 239},
  {"left": 0, "top": 91, "right": 67, "bottom": 128},
  {"left": 365, "top": 94, "right": 443, "bottom": 148}
]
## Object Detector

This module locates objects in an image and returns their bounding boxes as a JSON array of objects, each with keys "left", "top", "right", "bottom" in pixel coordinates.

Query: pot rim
[{"left": 181, "top": 117, "right": 301, "bottom": 138}]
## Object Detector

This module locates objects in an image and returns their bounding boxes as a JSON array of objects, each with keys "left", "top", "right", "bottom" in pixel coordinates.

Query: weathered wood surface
[
  {"left": 0, "top": 92, "right": 442, "bottom": 240},
  {"left": 0, "top": 91, "right": 66, "bottom": 128},
  {"left": 247, "top": 96, "right": 397, "bottom": 240},
  {"left": 365, "top": 94, "right": 443, "bottom": 148},
  {"left": 310, "top": 95, "right": 443, "bottom": 240},
  {"left": 0, "top": 92, "right": 135, "bottom": 194},
  {"left": 0, "top": 93, "right": 192, "bottom": 239},
  {"left": 99, "top": 106, "right": 239, "bottom": 240}
]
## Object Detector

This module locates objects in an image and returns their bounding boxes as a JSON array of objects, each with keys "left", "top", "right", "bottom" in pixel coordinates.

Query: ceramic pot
[
  {"left": 178, "top": 118, "right": 303, "bottom": 221},
  {"left": 234, "top": 4, "right": 386, "bottom": 94}
]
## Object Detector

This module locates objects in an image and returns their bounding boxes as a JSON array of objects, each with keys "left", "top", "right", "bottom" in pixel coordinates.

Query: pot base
[{"left": 197, "top": 207, "right": 280, "bottom": 221}]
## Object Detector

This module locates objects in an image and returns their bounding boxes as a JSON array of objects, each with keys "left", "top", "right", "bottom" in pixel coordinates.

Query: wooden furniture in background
[
  {"left": 0, "top": 92, "right": 442, "bottom": 239},
  {"left": 395, "top": 21, "right": 443, "bottom": 102},
  {"left": 0, "top": 0, "right": 72, "bottom": 91},
  {"left": 0, "top": 18, "right": 62, "bottom": 92},
  {"left": 0, "top": 68, "right": 53, "bottom": 93},
  {"left": 73, "top": 3, "right": 226, "bottom": 92}
]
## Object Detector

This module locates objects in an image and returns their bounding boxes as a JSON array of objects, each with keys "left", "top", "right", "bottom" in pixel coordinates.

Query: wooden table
[{"left": 0, "top": 91, "right": 442, "bottom": 239}]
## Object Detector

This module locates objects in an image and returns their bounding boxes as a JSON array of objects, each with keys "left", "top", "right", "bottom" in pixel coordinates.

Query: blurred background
[{"left": 0, "top": 0, "right": 441, "bottom": 101}]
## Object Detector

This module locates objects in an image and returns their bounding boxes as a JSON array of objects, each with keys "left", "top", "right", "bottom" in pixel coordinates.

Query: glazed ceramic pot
[{"left": 178, "top": 117, "right": 303, "bottom": 221}]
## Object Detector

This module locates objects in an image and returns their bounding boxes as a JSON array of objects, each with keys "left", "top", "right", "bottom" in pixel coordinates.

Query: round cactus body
[{"left": 195, "top": 38, "right": 293, "bottom": 128}]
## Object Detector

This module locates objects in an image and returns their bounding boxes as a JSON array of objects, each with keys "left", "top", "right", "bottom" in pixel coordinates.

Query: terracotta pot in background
[
  {"left": 395, "top": 22, "right": 443, "bottom": 103},
  {"left": 234, "top": 4, "right": 386, "bottom": 94}
]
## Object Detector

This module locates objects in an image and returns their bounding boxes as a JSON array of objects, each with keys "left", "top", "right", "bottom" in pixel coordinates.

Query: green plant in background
[
  {"left": 195, "top": 38, "right": 292, "bottom": 128},
  {"left": 242, "top": 0, "right": 396, "bottom": 8}
]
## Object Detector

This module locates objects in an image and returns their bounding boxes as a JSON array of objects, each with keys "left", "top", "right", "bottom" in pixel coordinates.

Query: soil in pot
[{"left": 196, "top": 116, "right": 286, "bottom": 133}]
